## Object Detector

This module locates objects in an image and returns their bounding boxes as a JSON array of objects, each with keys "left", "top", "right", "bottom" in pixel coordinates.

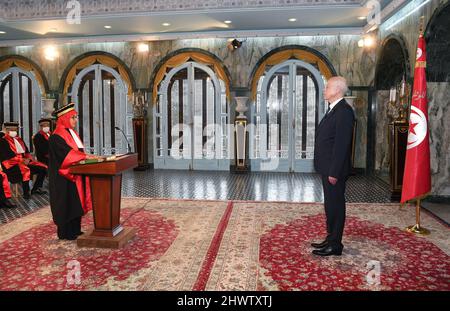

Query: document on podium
[{"left": 77, "top": 154, "right": 125, "bottom": 165}]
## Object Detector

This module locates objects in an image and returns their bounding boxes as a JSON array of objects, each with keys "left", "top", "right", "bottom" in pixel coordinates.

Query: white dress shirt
[
  {"left": 68, "top": 129, "right": 84, "bottom": 149},
  {"left": 327, "top": 97, "right": 343, "bottom": 113},
  {"left": 13, "top": 138, "right": 25, "bottom": 154}
]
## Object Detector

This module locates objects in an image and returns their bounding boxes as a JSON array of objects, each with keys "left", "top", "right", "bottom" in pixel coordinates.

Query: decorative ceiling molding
[
  {"left": 363, "top": 0, "right": 408, "bottom": 33},
  {"left": 0, "top": 27, "right": 363, "bottom": 48},
  {"left": 0, "top": 0, "right": 362, "bottom": 21}
]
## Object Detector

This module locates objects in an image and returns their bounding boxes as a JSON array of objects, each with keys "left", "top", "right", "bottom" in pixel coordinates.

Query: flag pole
[{"left": 406, "top": 199, "right": 430, "bottom": 235}]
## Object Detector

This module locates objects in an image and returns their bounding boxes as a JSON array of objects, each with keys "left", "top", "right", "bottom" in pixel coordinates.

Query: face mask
[
  {"left": 8, "top": 131, "right": 17, "bottom": 138},
  {"left": 42, "top": 127, "right": 50, "bottom": 133}
]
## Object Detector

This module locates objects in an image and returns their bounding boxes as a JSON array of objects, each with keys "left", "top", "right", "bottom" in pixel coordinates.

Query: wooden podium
[{"left": 70, "top": 153, "right": 138, "bottom": 249}]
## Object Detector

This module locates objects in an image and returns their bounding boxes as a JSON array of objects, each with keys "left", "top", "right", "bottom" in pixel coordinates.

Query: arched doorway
[
  {"left": 0, "top": 57, "right": 48, "bottom": 151},
  {"left": 154, "top": 61, "right": 229, "bottom": 170},
  {"left": 250, "top": 59, "right": 325, "bottom": 172},
  {"left": 375, "top": 36, "right": 410, "bottom": 90},
  {"left": 151, "top": 50, "right": 232, "bottom": 171},
  {"left": 373, "top": 35, "right": 410, "bottom": 178},
  {"left": 61, "top": 53, "right": 135, "bottom": 155},
  {"left": 69, "top": 64, "right": 133, "bottom": 155},
  {"left": 425, "top": 2, "right": 450, "bottom": 82},
  {"left": 248, "top": 47, "right": 335, "bottom": 172}
]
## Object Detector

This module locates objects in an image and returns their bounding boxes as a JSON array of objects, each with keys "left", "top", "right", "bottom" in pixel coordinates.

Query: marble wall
[
  {"left": 2, "top": 2, "right": 448, "bottom": 197},
  {"left": 350, "top": 90, "right": 369, "bottom": 169},
  {"left": 0, "top": 35, "right": 375, "bottom": 91},
  {"left": 374, "top": 0, "right": 450, "bottom": 196},
  {"left": 427, "top": 82, "right": 450, "bottom": 195},
  {"left": 374, "top": 90, "right": 390, "bottom": 177},
  {"left": 0, "top": 34, "right": 375, "bottom": 167}
]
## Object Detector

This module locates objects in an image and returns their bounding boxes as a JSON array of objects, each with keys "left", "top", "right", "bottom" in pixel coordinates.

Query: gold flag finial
[{"left": 419, "top": 16, "right": 425, "bottom": 36}]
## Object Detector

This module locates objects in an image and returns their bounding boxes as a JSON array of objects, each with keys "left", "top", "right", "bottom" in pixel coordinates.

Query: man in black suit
[{"left": 312, "top": 76, "right": 355, "bottom": 257}]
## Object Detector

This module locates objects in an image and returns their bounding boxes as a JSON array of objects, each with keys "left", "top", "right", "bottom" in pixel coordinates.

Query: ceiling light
[
  {"left": 44, "top": 45, "right": 59, "bottom": 61},
  {"left": 0, "top": 31, "right": 6, "bottom": 34},
  {"left": 358, "top": 16, "right": 366, "bottom": 20},
  {"left": 49, "top": 28, "right": 58, "bottom": 32},
  {"left": 288, "top": 18, "right": 297, "bottom": 22},
  {"left": 138, "top": 43, "right": 149, "bottom": 53},
  {"left": 104, "top": 25, "right": 112, "bottom": 29},
  {"left": 162, "top": 23, "right": 170, "bottom": 27},
  {"left": 224, "top": 20, "right": 232, "bottom": 24}
]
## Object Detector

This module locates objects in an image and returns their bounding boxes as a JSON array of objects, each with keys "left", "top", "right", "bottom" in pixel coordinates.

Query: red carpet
[
  {"left": 0, "top": 199, "right": 449, "bottom": 291},
  {"left": 259, "top": 214, "right": 449, "bottom": 290}
]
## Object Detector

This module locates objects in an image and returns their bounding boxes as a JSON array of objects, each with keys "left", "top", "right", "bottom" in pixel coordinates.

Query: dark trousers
[
  {"left": 22, "top": 164, "right": 47, "bottom": 193},
  {"left": 57, "top": 217, "right": 82, "bottom": 240},
  {"left": 321, "top": 175, "right": 347, "bottom": 249}
]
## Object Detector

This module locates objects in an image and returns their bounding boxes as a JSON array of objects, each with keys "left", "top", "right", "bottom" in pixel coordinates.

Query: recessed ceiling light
[
  {"left": 49, "top": 28, "right": 58, "bottom": 32},
  {"left": 358, "top": 16, "right": 366, "bottom": 20},
  {"left": 224, "top": 20, "right": 232, "bottom": 24},
  {"left": 104, "top": 25, "right": 112, "bottom": 29},
  {"left": 0, "top": 31, "right": 6, "bottom": 34},
  {"left": 162, "top": 23, "right": 170, "bottom": 27},
  {"left": 288, "top": 18, "right": 297, "bottom": 22}
]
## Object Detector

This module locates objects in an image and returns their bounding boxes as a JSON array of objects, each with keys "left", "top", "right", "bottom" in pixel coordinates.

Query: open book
[{"left": 77, "top": 154, "right": 124, "bottom": 165}]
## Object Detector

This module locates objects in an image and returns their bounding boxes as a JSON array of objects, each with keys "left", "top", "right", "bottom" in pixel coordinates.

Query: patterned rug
[{"left": 0, "top": 198, "right": 448, "bottom": 291}]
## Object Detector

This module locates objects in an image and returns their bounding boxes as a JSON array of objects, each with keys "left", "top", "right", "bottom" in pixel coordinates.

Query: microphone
[{"left": 114, "top": 126, "right": 132, "bottom": 154}]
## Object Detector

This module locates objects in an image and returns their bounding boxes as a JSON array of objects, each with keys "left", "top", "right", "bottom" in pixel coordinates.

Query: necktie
[{"left": 325, "top": 106, "right": 330, "bottom": 116}]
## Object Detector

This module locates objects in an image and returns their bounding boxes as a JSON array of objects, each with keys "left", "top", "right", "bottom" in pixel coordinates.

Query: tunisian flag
[{"left": 401, "top": 35, "right": 431, "bottom": 203}]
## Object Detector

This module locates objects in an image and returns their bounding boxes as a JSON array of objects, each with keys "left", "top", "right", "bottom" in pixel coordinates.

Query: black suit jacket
[
  {"left": 314, "top": 99, "right": 355, "bottom": 179},
  {"left": 33, "top": 132, "right": 50, "bottom": 165}
]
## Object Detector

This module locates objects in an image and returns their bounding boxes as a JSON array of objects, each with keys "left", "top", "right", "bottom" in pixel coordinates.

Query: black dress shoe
[
  {"left": 311, "top": 240, "right": 329, "bottom": 248},
  {"left": 31, "top": 188, "right": 47, "bottom": 195},
  {"left": 23, "top": 192, "right": 31, "bottom": 199},
  {"left": 312, "top": 245, "right": 343, "bottom": 257}
]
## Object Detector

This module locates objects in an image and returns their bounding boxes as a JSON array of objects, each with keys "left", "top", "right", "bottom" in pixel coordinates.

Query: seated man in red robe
[
  {"left": 0, "top": 170, "right": 17, "bottom": 208},
  {"left": 0, "top": 122, "right": 48, "bottom": 199},
  {"left": 32, "top": 118, "right": 52, "bottom": 165}
]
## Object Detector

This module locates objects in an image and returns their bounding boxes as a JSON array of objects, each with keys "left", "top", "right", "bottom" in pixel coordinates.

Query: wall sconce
[
  {"left": 44, "top": 45, "right": 59, "bottom": 61},
  {"left": 358, "top": 36, "right": 376, "bottom": 48},
  {"left": 137, "top": 43, "right": 149, "bottom": 53}
]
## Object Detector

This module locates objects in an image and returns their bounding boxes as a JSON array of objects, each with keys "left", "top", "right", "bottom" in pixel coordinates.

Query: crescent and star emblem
[{"left": 407, "top": 105, "right": 427, "bottom": 149}]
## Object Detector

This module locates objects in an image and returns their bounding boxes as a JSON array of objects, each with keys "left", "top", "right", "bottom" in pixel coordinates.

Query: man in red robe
[
  {"left": 0, "top": 122, "right": 48, "bottom": 199},
  {"left": 0, "top": 170, "right": 17, "bottom": 208},
  {"left": 48, "top": 103, "right": 99, "bottom": 240},
  {"left": 32, "top": 118, "right": 52, "bottom": 165}
]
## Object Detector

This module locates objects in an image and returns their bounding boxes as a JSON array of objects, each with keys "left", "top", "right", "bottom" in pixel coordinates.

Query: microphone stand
[{"left": 115, "top": 126, "right": 132, "bottom": 154}]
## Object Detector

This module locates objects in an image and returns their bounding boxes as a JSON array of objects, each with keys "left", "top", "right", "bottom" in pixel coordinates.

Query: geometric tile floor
[{"left": 0, "top": 170, "right": 394, "bottom": 224}]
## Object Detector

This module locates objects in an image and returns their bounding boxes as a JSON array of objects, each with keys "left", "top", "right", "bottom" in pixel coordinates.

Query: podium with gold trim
[
  {"left": 388, "top": 121, "right": 408, "bottom": 201},
  {"left": 70, "top": 153, "right": 138, "bottom": 248}
]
